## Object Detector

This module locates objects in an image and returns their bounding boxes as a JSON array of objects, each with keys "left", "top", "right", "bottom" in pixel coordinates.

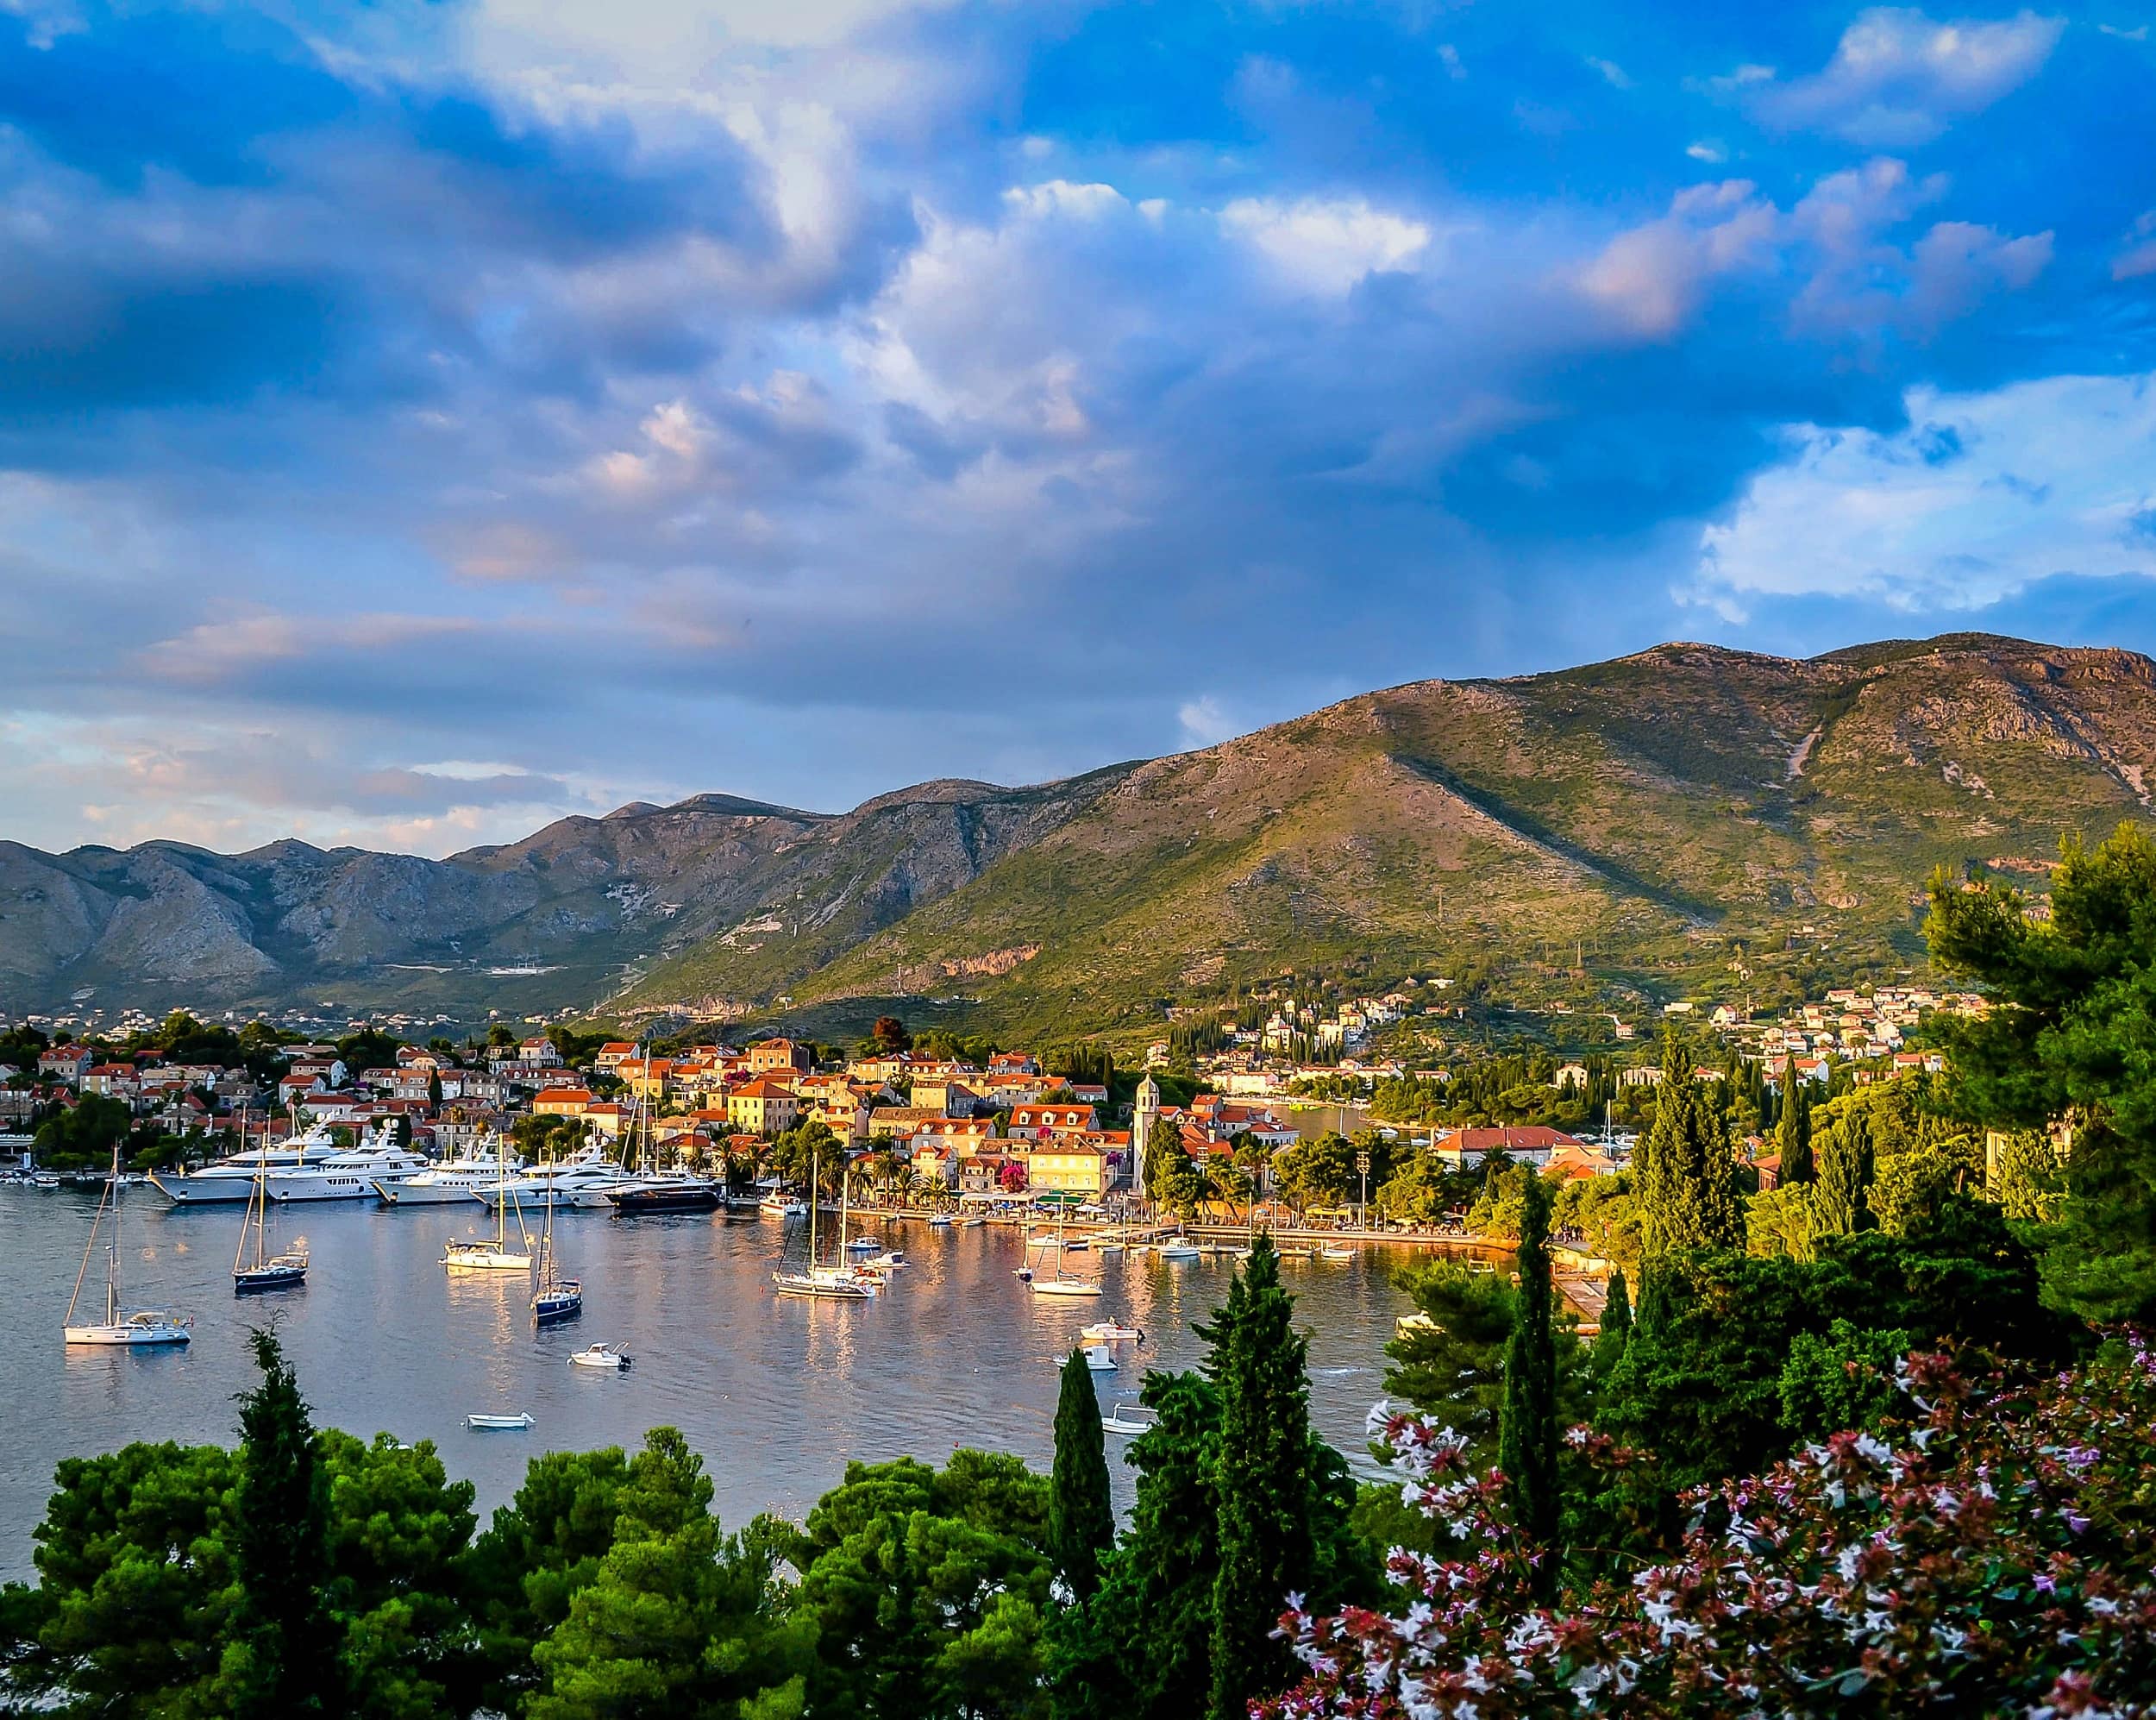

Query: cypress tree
[
  {"left": 1636, "top": 1038, "right": 1745, "bottom": 1260},
  {"left": 1815, "top": 1110, "right": 1874, "bottom": 1236},
  {"left": 1099, "top": 1372, "right": 1220, "bottom": 1719},
  {"left": 1050, "top": 1348, "right": 1114, "bottom": 1604},
  {"left": 1204, "top": 1234, "right": 1317, "bottom": 1720},
  {"left": 231, "top": 1327, "right": 342, "bottom": 1720},
  {"left": 1777, "top": 1058, "right": 1814, "bottom": 1183},
  {"left": 1597, "top": 1266, "right": 1632, "bottom": 1366},
  {"left": 1498, "top": 1172, "right": 1559, "bottom": 1592}
]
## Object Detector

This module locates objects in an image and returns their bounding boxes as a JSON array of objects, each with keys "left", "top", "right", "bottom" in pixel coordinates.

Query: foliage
[
  {"left": 1927, "top": 822, "right": 2156, "bottom": 1322},
  {"left": 1384, "top": 1259, "right": 1517, "bottom": 1449},
  {"left": 1632, "top": 1044, "right": 1742, "bottom": 1261},
  {"left": 1745, "top": 1180, "right": 1820, "bottom": 1262},
  {"left": 1775, "top": 1318, "right": 1910, "bottom": 1444},
  {"left": 528, "top": 1430, "right": 796, "bottom": 1720},
  {"left": 229, "top": 1327, "right": 342, "bottom": 1719},
  {"left": 34, "top": 1095, "right": 135, "bottom": 1171},
  {"left": 1270, "top": 1344, "right": 2156, "bottom": 1718},
  {"left": 789, "top": 1453, "right": 1050, "bottom": 1720},
  {"left": 1496, "top": 1171, "right": 1558, "bottom": 1587},
  {"left": 1048, "top": 1353, "right": 1112, "bottom": 1606}
]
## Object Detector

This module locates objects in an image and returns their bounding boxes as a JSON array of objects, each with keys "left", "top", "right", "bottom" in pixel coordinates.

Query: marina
[{"left": 1, "top": 1184, "right": 1413, "bottom": 1580}]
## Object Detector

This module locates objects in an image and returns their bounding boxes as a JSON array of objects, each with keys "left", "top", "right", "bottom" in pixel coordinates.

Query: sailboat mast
[
  {"left": 107, "top": 1140, "right": 122, "bottom": 1324},
  {"left": 807, "top": 1145, "right": 819, "bottom": 1265}
]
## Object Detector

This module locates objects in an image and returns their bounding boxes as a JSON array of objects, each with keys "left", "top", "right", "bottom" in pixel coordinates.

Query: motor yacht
[
  {"left": 381, "top": 1139, "right": 526, "bottom": 1205},
  {"left": 267, "top": 1131, "right": 429, "bottom": 1202},
  {"left": 149, "top": 1121, "right": 348, "bottom": 1205}
]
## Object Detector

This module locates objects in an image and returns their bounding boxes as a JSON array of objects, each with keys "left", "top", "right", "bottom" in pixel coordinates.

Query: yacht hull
[
  {"left": 64, "top": 1323, "right": 191, "bottom": 1346},
  {"left": 611, "top": 1186, "right": 722, "bottom": 1215},
  {"left": 148, "top": 1175, "right": 254, "bottom": 1205},
  {"left": 379, "top": 1181, "right": 488, "bottom": 1205},
  {"left": 234, "top": 1265, "right": 308, "bottom": 1294}
]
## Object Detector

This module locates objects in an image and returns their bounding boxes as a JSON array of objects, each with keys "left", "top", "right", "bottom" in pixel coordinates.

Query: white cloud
[
  {"left": 1695, "top": 373, "right": 2156, "bottom": 612},
  {"left": 1220, "top": 196, "right": 1433, "bottom": 295},
  {"left": 1003, "top": 180, "right": 1128, "bottom": 222},
  {"left": 1754, "top": 7, "right": 2065, "bottom": 146},
  {"left": 2115, "top": 211, "right": 2156, "bottom": 282},
  {"left": 1587, "top": 56, "right": 1633, "bottom": 90},
  {"left": 1574, "top": 179, "right": 1777, "bottom": 337},
  {"left": 1687, "top": 140, "right": 1729, "bottom": 163}
]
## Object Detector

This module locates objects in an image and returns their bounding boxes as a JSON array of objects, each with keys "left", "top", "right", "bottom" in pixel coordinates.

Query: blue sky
[{"left": 2, "top": 0, "right": 2153, "bottom": 855}]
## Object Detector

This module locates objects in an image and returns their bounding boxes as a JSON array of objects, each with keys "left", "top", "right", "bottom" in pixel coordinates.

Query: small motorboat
[
  {"left": 962, "top": 1215, "right": 987, "bottom": 1228},
  {"left": 1320, "top": 1246, "right": 1356, "bottom": 1261},
  {"left": 1156, "top": 1241, "right": 1200, "bottom": 1262},
  {"left": 758, "top": 1195, "right": 806, "bottom": 1219},
  {"left": 567, "top": 1344, "right": 631, "bottom": 1371},
  {"left": 928, "top": 1213, "right": 954, "bottom": 1228},
  {"left": 1025, "top": 1231, "right": 1058, "bottom": 1247},
  {"left": 1101, "top": 1402, "right": 1159, "bottom": 1435},
  {"left": 1082, "top": 1345, "right": 1117, "bottom": 1372},
  {"left": 467, "top": 1412, "right": 535, "bottom": 1430},
  {"left": 1012, "top": 1266, "right": 1034, "bottom": 1283},
  {"left": 1094, "top": 1238, "right": 1125, "bottom": 1253},
  {"left": 1081, "top": 1320, "right": 1143, "bottom": 1344},
  {"left": 30, "top": 1173, "right": 61, "bottom": 1190},
  {"left": 846, "top": 1236, "right": 880, "bottom": 1252},
  {"left": 858, "top": 1251, "right": 908, "bottom": 1273}
]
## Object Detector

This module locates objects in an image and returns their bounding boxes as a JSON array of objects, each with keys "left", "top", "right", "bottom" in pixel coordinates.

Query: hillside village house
[
  {"left": 1432, "top": 1125, "right": 1583, "bottom": 1171},
  {"left": 726, "top": 1077, "right": 800, "bottom": 1135},
  {"left": 534, "top": 1087, "right": 594, "bottom": 1118},
  {"left": 595, "top": 1042, "right": 639, "bottom": 1070},
  {"left": 749, "top": 1039, "right": 812, "bottom": 1076},
  {"left": 1007, "top": 1102, "right": 1100, "bottom": 1139},
  {"left": 910, "top": 1077, "right": 980, "bottom": 1117},
  {"left": 1025, "top": 1138, "right": 1110, "bottom": 1198}
]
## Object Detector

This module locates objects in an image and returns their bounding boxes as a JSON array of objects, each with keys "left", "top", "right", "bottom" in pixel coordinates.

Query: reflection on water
[{"left": 0, "top": 1192, "right": 1411, "bottom": 1579}]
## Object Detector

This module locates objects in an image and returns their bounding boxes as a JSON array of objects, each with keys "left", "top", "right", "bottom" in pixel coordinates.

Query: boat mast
[
  {"left": 807, "top": 1144, "right": 820, "bottom": 1267},
  {"left": 107, "top": 1139, "right": 122, "bottom": 1324}
]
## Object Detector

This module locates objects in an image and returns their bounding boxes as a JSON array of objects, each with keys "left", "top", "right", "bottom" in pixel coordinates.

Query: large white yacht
[
  {"left": 266, "top": 1128, "right": 429, "bottom": 1202},
  {"left": 483, "top": 1146, "right": 630, "bottom": 1208},
  {"left": 151, "top": 1121, "right": 349, "bottom": 1206},
  {"left": 379, "top": 1138, "right": 525, "bottom": 1205}
]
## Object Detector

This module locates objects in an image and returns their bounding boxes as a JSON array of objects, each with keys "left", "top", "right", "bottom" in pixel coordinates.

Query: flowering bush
[{"left": 1268, "top": 1341, "right": 2156, "bottom": 1718}]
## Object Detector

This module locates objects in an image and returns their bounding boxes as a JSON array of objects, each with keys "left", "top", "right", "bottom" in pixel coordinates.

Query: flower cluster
[{"left": 1268, "top": 1344, "right": 2156, "bottom": 1718}]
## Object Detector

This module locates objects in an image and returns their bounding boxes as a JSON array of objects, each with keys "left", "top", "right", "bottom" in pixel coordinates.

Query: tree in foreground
[
  {"left": 1205, "top": 1234, "right": 1327, "bottom": 1720},
  {"left": 1496, "top": 1171, "right": 1558, "bottom": 1590},
  {"left": 1776, "top": 1058, "right": 1813, "bottom": 1183},
  {"left": 1927, "top": 823, "right": 2156, "bottom": 1322},
  {"left": 1049, "top": 1351, "right": 1113, "bottom": 1605},
  {"left": 1269, "top": 1344, "right": 2156, "bottom": 1717},
  {"left": 230, "top": 1325, "right": 343, "bottom": 1719}
]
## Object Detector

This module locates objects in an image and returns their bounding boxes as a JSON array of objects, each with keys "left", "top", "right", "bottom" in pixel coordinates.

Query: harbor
[{"left": 0, "top": 1185, "right": 1417, "bottom": 1581}]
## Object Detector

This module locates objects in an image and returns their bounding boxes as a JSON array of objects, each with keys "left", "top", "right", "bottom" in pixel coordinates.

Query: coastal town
[{"left": 0, "top": 976, "right": 1989, "bottom": 1215}]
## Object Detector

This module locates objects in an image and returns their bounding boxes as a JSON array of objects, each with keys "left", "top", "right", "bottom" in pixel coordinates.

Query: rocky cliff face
[{"left": 3, "top": 636, "right": 2152, "bottom": 1026}]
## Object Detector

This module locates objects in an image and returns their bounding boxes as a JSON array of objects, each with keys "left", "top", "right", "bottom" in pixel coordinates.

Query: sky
[{"left": 2, "top": 0, "right": 2153, "bottom": 857}]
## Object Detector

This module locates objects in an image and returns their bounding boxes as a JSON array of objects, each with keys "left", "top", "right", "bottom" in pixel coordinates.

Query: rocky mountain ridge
[{"left": 4, "top": 635, "right": 2152, "bottom": 1033}]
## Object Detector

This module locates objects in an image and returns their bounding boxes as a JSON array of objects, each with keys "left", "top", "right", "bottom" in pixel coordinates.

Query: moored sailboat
[
  {"left": 65, "top": 1145, "right": 191, "bottom": 1346},
  {"left": 444, "top": 1135, "right": 535, "bottom": 1271},
  {"left": 530, "top": 1180, "right": 582, "bottom": 1324},
  {"left": 234, "top": 1115, "right": 309, "bottom": 1294},
  {"left": 773, "top": 1146, "right": 875, "bottom": 1300}
]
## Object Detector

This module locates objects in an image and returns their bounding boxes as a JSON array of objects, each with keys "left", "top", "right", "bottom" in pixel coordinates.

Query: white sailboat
[
  {"left": 773, "top": 1146, "right": 875, "bottom": 1300},
  {"left": 444, "top": 1135, "right": 535, "bottom": 1271},
  {"left": 233, "top": 1116, "right": 309, "bottom": 1294},
  {"left": 64, "top": 1144, "right": 192, "bottom": 1346},
  {"left": 1027, "top": 1201, "right": 1102, "bottom": 1297}
]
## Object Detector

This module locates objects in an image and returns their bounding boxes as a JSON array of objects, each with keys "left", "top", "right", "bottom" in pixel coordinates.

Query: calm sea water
[{"left": 0, "top": 1188, "right": 1413, "bottom": 1579}]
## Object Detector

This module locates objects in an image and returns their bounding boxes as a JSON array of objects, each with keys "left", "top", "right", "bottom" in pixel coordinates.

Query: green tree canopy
[{"left": 1926, "top": 822, "right": 2156, "bottom": 1321}]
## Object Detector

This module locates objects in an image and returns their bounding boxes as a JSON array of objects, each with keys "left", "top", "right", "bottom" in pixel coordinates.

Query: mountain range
[{"left": 5, "top": 634, "right": 2152, "bottom": 1039}]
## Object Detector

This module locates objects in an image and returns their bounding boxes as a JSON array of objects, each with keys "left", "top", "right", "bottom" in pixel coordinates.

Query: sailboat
[
  {"left": 233, "top": 1114, "right": 309, "bottom": 1294},
  {"left": 772, "top": 1145, "right": 874, "bottom": 1300},
  {"left": 530, "top": 1180, "right": 582, "bottom": 1323},
  {"left": 444, "top": 1134, "right": 535, "bottom": 1271},
  {"left": 64, "top": 1144, "right": 192, "bottom": 1345},
  {"left": 1027, "top": 1201, "right": 1103, "bottom": 1297}
]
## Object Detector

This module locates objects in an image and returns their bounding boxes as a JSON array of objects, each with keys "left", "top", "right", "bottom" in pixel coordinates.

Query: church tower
[{"left": 1132, "top": 1073, "right": 1162, "bottom": 1190}]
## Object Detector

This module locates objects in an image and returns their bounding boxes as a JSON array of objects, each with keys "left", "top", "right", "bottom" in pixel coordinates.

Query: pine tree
[
  {"left": 1777, "top": 1058, "right": 1814, "bottom": 1183},
  {"left": 231, "top": 1327, "right": 342, "bottom": 1720},
  {"left": 1498, "top": 1172, "right": 1560, "bottom": 1592},
  {"left": 1050, "top": 1348, "right": 1113, "bottom": 1604},
  {"left": 1204, "top": 1234, "right": 1319, "bottom": 1720},
  {"left": 1815, "top": 1110, "right": 1874, "bottom": 1236}
]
